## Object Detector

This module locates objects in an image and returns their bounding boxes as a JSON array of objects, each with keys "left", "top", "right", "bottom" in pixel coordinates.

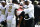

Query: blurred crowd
[{"left": 0, "top": 0, "right": 40, "bottom": 27}]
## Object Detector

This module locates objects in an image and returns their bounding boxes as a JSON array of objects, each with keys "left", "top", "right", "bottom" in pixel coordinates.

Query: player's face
[{"left": 1, "top": 2, "right": 6, "bottom": 6}]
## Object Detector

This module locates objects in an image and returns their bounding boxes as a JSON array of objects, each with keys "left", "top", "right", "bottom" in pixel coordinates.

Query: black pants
[
  {"left": 20, "top": 19, "right": 25, "bottom": 27},
  {"left": 25, "top": 18, "right": 35, "bottom": 27},
  {"left": 34, "top": 17, "right": 39, "bottom": 25},
  {"left": 1, "top": 20, "right": 7, "bottom": 27},
  {"left": 16, "top": 19, "right": 24, "bottom": 27},
  {"left": 16, "top": 11, "right": 25, "bottom": 27},
  {"left": 16, "top": 19, "right": 18, "bottom": 27}
]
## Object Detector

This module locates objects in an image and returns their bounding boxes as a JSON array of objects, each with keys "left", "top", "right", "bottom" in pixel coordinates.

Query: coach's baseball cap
[
  {"left": 24, "top": 0, "right": 30, "bottom": 1},
  {"left": 24, "top": 0, "right": 32, "bottom": 3}
]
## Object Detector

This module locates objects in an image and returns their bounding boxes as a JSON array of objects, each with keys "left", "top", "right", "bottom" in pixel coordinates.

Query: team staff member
[{"left": 23, "top": 0, "right": 34, "bottom": 27}]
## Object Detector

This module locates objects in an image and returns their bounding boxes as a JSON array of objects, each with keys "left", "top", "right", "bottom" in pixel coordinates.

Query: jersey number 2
[{"left": 8, "top": 6, "right": 12, "bottom": 12}]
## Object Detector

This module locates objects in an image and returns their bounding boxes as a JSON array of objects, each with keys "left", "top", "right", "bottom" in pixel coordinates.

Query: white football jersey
[
  {"left": 0, "top": 5, "right": 6, "bottom": 22},
  {"left": 6, "top": 3, "right": 20, "bottom": 25},
  {"left": 6, "top": 3, "right": 20, "bottom": 16},
  {"left": 1, "top": 6, "right": 6, "bottom": 15}
]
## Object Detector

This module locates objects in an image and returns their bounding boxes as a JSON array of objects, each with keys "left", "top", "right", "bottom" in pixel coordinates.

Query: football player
[
  {"left": 6, "top": 0, "right": 20, "bottom": 27},
  {"left": 0, "top": 1, "right": 7, "bottom": 27}
]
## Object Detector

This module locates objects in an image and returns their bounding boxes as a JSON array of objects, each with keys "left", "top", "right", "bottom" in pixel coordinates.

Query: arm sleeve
[
  {"left": 5, "top": 5, "right": 9, "bottom": 17},
  {"left": 24, "top": 5, "right": 34, "bottom": 14}
]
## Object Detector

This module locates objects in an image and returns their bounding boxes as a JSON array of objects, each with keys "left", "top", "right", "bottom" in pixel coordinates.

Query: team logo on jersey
[
  {"left": 8, "top": 6, "right": 12, "bottom": 12},
  {"left": 1, "top": 9, "right": 5, "bottom": 15}
]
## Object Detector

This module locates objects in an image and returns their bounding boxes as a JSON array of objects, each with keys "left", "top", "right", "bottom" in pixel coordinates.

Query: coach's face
[{"left": 25, "top": 1, "right": 29, "bottom": 5}]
